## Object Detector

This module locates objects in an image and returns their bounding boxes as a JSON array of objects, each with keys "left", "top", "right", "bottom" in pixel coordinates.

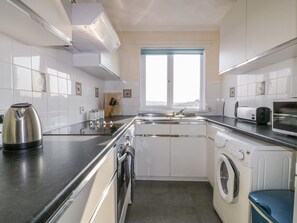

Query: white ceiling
[{"left": 76, "top": 0, "right": 236, "bottom": 31}]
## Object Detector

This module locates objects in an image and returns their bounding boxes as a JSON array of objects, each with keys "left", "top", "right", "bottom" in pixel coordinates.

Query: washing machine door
[{"left": 217, "top": 154, "right": 239, "bottom": 203}]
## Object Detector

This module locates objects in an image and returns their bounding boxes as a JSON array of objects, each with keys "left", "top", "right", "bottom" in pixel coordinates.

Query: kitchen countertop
[
  {"left": 0, "top": 115, "right": 135, "bottom": 223},
  {"left": 203, "top": 116, "right": 297, "bottom": 149}
]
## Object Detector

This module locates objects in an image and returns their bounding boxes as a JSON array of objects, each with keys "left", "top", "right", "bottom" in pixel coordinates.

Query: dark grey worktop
[
  {"left": 0, "top": 116, "right": 134, "bottom": 223},
  {"left": 204, "top": 116, "right": 297, "bottom": 149}
]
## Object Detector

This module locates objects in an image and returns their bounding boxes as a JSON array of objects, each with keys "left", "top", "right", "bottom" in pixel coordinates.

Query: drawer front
[
  {"left": 80, "top": 147, "right": 116, "bottom": 222},
  {"left": 134, "top": 124, "right": 170, "bottom": 135},
  {"left": 170, "top": 124, "right": 206, "bottom": 136}
]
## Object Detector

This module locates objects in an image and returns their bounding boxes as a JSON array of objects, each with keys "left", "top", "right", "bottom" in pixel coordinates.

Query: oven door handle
[{"left": 118, "top": 153, "right": 127, "bottom": 164}]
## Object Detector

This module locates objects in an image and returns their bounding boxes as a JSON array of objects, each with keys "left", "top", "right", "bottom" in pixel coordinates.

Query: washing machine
[{"left": 213, "top": 131, "right": 294, "bottom": 223}]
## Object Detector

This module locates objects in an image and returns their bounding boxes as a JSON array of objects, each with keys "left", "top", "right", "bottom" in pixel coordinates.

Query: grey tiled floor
[{"left": 125, "top": 181, "right": 222, "bottom": 223}]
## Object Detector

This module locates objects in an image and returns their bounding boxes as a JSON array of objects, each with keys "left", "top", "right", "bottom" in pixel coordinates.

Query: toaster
[{"left": 237, "top": 107, "right": 270, "bottom": 125}]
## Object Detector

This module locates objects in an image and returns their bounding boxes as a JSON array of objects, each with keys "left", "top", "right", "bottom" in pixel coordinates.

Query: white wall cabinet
[
  {"left": 0, "top": 0, "right": 72, "bottom": 46},
  {"left": 219, "top": 0, "right": 297, "bottom": 73},
  {"left": 246, "top": 0, "right": 297, "bottom": 60},
  {"left": 219, "top": 0, "right": 246, "bottom": 72},
  {"left": 134, "top": 122, "right": 207, "bottom": 180},
  {"left": 53, "top": 147, "right": 117, "bottom": 223},
  {"left": 73, "top": 51, "right": 121, "bottom": 80}
]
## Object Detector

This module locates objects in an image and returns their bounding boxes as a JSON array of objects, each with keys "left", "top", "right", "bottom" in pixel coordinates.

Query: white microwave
[{"left": 272, "top": 98, "right": 297, "bottom": 136}]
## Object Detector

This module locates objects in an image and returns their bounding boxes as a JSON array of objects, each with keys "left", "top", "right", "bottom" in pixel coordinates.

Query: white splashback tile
[
  {"left": 0, "top": 89, "right": 13, "bottom": 110},
  {"left": 13, "top": 66, "right": 32, "bottom": 91},
  {"left": 48, "top": 74, "right": 59, "bottom": 94},
  {"left": 32, "top": 92, "right": 47, "bottom": 114},
  {"left": 0, "top": 61, "right": 12, "bottom": 89},
  {"left": 46, "top": 56, "right": 58, "bottom": 76},
  {"left": 0, "top": 33, "right": 104, "bottom": 132},
  {"left": 58, "top": 78, "right": 68, "bottom": 94},
  {"left": 0, "top": 33, "right": 12, "bottom": 63},
  {"left": 276, "top": 76, "right": 291, "bottom": 94},
  {"left": 12, "top": 40, "right": 31, "bottom": 69},
  {"left": 13, "top": 90, "right": 32, "bottom": 104},
  {"left": 59, "top": 94, "right": 68, "bottom": 111},
  {"left": 47, "top": 93, "right": 59, "bottom": 112},
  {"left": 32, "top": 47, "right": 47, "bottom": 73}
]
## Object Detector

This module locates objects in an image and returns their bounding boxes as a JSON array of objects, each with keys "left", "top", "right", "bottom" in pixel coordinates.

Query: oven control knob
[{"left": 237, "top": 150, "right": 245, "bottom": 160}]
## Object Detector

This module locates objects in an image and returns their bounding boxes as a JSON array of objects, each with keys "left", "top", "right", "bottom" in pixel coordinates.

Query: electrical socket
[{"left": 79, "top": 106, "right": 85, "bottom": 114}]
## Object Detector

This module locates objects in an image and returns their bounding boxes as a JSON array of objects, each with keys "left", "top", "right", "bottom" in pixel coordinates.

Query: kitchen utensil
[
  {"left": 109, "top": 97, "right": 118, "bottom": 106},
  {"left": 2, "top": 103, "right": 42, "bottom": 151}
]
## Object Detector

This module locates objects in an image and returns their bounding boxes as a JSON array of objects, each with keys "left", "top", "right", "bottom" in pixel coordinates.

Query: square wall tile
[
  {"left": 0, "top": 33, "right": 12, "bottom": 63},
  {"left": 0, "top": 61, "right": 12, "bottom": 89},
  {"left": 32, "top": 92, "right": 47, "bottom": 113},
  {"left": 266, "top": 79, "right": 277, "bottom": 95},
  {"left": 37, "top": 112, "right": 48, "bottom": 132},
  {"left": 13, "top": 65, "right": 32, "bottom": 91},
  {"left": 47, "top": 93, "right": 59, "bottom": 112},
  {"left": 48, "top": 74, "right": 58, "bottom": 94},
  {"left": 47, "top": 111, "right": 60, "bottom": 130},
  {"left": 13, "top": 90, "right": 32, "bottom": 104},
  {"left": 59, "top": 94, "right": 68, "bottom": 111},
  {"left": 58, "top": 78, "right": 68, "bottom": 94},
  {"left": 59, "top": 111, "right": 68, "bottom": 126},
  {"left": 32, "top": 47, "right": 47, "bottom": 73},
  {"left": 12, "top": 40, "right": 31, "bottom": 69},
  {"left": 0, "top": 89, "right": 13, "bottom": 110},
  {"left": 277, "top": 59, "right": 294, "bottom": 78},
  {"left": 46, "top": 56, "right": 58, "bottom": 76},
  {"left": 276, "top": 76, "right": 291, "bottom": 94}
]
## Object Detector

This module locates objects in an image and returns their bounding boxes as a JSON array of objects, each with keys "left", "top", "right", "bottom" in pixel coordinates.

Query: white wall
[
  {"left": 0, "top": 33, "right": 104, "bottom": 132},
  {"left": 105, "top": 31, "right": 222, "bottom": 115},
  {"left": 222, "top": 58, "right": 297, "bottom": 118}
]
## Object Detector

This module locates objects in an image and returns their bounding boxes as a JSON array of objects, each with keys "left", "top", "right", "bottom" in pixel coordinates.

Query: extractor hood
[
  {"left": 220, "top": 37, "right": 297, "bottom": 75},
  {"left": 72, "top": 3, "right": 120, "bottom": 53}
]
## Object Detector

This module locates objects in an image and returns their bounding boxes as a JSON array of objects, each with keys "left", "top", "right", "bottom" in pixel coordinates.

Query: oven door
[{"left": 117, "top": 146, "right": 131, "bottom": 222}]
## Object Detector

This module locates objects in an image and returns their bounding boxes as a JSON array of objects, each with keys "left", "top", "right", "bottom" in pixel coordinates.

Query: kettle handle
[{"left": 15, "top": 108, "right": 25, "bottom": 120}]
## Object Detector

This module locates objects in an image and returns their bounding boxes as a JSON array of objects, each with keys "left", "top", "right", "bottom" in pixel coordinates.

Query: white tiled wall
[
  {"left": 105, "top": 81, "right": 141, "bottom": 115},
  {"left": 105, "top": 80, "right": 223, "bottom": 115},
  {"left": 222, "top": 58, "right": 297, "bottom": 118},
  {"left": 0, "top": 33, "right": 104, "bottom": 132}
]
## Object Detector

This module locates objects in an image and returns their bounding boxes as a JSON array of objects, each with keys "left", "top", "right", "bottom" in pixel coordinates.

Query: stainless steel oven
[
  {"left": 273, "top": 98, "right": 297, "bottom": 136},
  {"left": 116, "top": 126, "right": 135, "bottom": 223}
]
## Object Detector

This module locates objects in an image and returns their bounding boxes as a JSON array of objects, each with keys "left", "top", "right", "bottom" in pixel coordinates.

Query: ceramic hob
[{"left": 44, "top": 121, "right": 126, "bottom": 136}]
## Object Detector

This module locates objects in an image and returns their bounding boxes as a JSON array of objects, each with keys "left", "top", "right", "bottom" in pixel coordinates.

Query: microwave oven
[{"left": 272, "top": 98, "right": 297, "bottom": 136}]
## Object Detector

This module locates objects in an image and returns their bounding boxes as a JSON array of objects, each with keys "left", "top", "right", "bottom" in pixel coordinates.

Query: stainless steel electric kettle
[{"left": 2, "top": 103, "right": 42, "bottom": 151}]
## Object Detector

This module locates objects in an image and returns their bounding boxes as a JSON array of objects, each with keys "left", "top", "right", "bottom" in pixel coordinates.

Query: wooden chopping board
[{"left": 104, "top": 93, "right": 122, "bottom": 117}]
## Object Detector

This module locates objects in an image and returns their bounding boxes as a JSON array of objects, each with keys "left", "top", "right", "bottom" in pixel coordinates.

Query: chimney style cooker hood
[{"left": 71, "top": 3, "right": 120, "bottom": 53}]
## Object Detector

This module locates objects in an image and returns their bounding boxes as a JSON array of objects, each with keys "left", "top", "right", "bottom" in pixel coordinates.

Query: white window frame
[{"left": 140, "top": 48, "right": 205, "bottom": 111}]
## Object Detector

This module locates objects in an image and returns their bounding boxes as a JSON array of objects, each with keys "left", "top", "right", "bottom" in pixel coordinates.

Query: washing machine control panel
[{"left": 225, "top": 143, "right": 251, "bottom": 166}]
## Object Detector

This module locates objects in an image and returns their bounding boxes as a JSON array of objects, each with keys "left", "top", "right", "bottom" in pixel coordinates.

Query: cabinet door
[
  {"left": 206, "top": 138, "right": 215, "bottom": 187},
  {"left": 100, "top": 50, "right": 120, "bottom": 78},
  {"left": 134, "top": 136, "right": 170, "bottom": 177},
  {"left": 90, "top": 175, "right": 117, "bottom": 223},
  {"left": 219, "top": 0, "right": 246, "bottom": 72},
  {"left": 171, "top": 137, "right": 207, "bottom": 178},
  {"left": 247, "top": 0, "right": 297, "bottom": 59}
]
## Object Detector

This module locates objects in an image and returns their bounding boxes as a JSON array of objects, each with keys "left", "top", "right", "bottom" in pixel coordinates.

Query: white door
[{"left": 217, "top": 154, "right": 239, "bottom": 203}]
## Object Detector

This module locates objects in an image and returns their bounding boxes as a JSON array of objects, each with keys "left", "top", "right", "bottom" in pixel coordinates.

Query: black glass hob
[{"left": 43, "top": 121, "right": 126, "bottom": 136}]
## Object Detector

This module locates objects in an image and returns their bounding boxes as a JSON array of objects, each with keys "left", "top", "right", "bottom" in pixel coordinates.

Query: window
[{"left": 141, "top": 49, "right": 205, "bottom": 110}]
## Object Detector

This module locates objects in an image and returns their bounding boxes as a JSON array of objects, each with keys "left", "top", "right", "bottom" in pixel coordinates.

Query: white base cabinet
[
  {"left": 171, "top": 137, "right": 206, "bottom": 177},
  {"left": 52, "top": 147, "right": 117, "bottom": 223},
  {"left": 134, "top": 122, "right": 207, "bottom": 180},
  {"left": 135, "top": 136, "right": 170, "bottom": 177}
]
